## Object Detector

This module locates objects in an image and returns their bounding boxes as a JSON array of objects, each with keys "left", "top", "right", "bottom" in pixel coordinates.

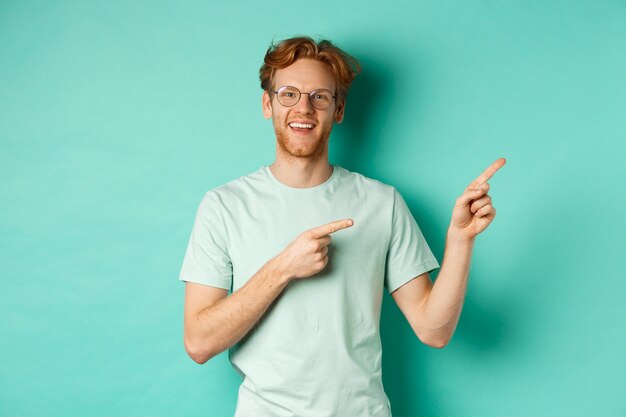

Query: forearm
[
  {"left": 186, "top": 257, "right": 292, "bottom": 363},
  {"left": 420, "top": 229, "right": 475, "bottom": 345}
]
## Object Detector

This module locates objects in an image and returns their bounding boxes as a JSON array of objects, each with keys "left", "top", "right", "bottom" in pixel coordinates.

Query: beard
[{"left": 273, "top": 119, "right": 332, "bottom": 160}]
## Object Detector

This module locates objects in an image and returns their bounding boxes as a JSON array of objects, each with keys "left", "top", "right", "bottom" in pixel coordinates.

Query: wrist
[
  {"left": 447, "top": 227, "right": 475, "bottom": 246},
  {"left": 267, "top": 255, "right": 293, "bottom": 286}
]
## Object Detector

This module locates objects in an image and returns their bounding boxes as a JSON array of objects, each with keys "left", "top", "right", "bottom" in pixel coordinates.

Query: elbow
[
  {"left": 417, "top": 331, "right": 451, "bottom": 349},
  {"left": 424, "top": 338, "right": 449, "bottom": 349},
  {"left": 187, "top": 350, "right": 211, "bottom": 365},
  {"left": 184, "top": 336, "right": 216, "bottom": 364}
]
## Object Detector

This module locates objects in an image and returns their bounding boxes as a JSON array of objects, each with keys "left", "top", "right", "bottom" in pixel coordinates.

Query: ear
[
  {"left": 262, "top": 90, "right": 273, "bottom": 119},
  {"left": 334, "top": 99, "right": 345, "bottom": 124}
]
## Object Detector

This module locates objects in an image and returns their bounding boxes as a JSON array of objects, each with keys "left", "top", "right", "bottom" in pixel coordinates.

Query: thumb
[{"left": 456, "top": 188, "right": 486, "bottom": 208}]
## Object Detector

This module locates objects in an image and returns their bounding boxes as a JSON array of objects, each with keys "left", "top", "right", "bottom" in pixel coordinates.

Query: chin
[
  {"left": 281, "top": 137, "right": 327, "bottom": 158},
  {"left": 274, "top": 122, "right": 333, "bottom": 158}
]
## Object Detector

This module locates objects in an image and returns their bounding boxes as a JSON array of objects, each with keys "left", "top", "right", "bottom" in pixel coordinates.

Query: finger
[
  {"left": 468, "top": 158, "right": 506, "bottom": 189},
  {"left": 464, "top": 180, "right": 490, "bottom": 195},
  {"left": 317, "top": 236, "right": 332, "bottom": 247},
  {"left": 475, "top": 204, "right": 495, "bottom": 218},
  {"left": 456, "top": 187, "right": 488, "bottom": 208},
  {"left": 310, "top": 218, "right": 354, "bottom": 238},
  {"left": 470, "top": 195, "right": 492, "bottom": 213}
]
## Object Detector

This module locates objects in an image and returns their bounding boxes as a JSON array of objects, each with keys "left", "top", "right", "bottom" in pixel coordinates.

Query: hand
[
  {"left": 274, "top": 219, "right": 354, "bottom": 281},
  {"left": 449, "top": 158, "right": 506, "bottom": 241}
]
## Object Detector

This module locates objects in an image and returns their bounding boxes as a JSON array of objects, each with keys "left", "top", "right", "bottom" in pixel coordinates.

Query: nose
[{"left": 294, "top": 92, "right": 314, "bottom": 113}]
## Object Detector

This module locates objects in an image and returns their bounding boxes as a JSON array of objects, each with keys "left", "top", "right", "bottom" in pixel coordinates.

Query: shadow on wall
[
  {"left": 379, "top": 199, "right": 532, "bottom": 417},
  {"left": 382, "top": 187, "right": 536, "bottom": 416},
  {"left": 333, "top": 46, "right": 523, "bottom": 417},
  {"left": 331, "top": 51, "right": 388, "bottom": 171},
  {"left": 332, "top": 44, "right": 434, "bottom": 174}
]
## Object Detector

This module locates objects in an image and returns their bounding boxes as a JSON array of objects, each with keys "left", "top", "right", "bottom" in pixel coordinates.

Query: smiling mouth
[{"left": 288, "top": 122, "right": 316, "bottom": 131}]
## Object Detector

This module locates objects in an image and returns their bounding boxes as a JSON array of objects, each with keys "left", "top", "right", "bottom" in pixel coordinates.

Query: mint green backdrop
[{"left": 1, "top": 1, "right": 624, "bottom": 416}]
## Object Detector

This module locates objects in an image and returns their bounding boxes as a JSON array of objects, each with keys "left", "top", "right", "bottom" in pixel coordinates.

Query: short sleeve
[
  {"left": 178, "top": 191, "right": 233, "bottom": 290},
  {"left": 384, "top": 188, "right": 440, "bottom": 294}
]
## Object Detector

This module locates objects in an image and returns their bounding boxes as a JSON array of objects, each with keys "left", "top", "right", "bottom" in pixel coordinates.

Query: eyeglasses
[{"left": 272, "top": 86, "right": 336, "bottom": 110}]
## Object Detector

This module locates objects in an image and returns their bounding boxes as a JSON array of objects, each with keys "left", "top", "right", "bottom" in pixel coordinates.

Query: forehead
[{"left": 273, "top": 58, "right": 336, "bottom": 91}]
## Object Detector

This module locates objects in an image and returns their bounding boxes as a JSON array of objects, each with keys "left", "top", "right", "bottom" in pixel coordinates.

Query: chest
[{"left": 223, "top": 191, "right": 391, "bottom": 292}]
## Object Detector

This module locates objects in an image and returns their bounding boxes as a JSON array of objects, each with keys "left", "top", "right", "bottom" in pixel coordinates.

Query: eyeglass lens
[{"left": 276, "top": 86, "right": 334, "bottom": 110}]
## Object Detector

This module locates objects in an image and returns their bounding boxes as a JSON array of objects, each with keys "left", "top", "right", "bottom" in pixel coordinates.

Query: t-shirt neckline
[{"left": 264, "top": 164, "right": 340, "bottom": 192}]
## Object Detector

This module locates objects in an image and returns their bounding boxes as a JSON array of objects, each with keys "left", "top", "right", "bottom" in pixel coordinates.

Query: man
[{"left": 179, "top": 36, "right": 505, "bottom": 417}]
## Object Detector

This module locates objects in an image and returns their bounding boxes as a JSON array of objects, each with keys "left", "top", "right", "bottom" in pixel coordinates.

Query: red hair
[{"left": 259, "top": 36, "right": 362, "bottom": 104}]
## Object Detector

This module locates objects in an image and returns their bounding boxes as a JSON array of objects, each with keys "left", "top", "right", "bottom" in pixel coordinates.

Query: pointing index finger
[
  {"left": 468, "top": 158, "right": 506, "bottom": 189},
  {"left": 310, "top": 219, "right": 354, "bottom": 238}
]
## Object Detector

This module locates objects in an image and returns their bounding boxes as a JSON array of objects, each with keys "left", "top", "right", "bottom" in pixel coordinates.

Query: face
[{"left": 262, "top": 58, "right": 345, "bottom": 160}]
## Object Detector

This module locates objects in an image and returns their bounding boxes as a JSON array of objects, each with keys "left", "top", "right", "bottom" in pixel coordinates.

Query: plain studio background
[{"left": 1, "top": 1, "right": 624, "bottom": 416}]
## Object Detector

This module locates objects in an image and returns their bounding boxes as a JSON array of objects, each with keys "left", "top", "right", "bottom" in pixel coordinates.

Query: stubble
[{"left": 273, "top": 119, "right": 332, "bottom": 160}]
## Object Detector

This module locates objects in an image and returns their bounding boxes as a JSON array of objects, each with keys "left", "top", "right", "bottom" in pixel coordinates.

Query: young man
[{"left": 179, "top": 36, "right": 505, "bottom": 417}]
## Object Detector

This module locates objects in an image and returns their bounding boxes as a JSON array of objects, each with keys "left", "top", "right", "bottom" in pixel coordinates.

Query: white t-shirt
[{"left": 179, "top": 164, "right": 440, "bottom": 417}]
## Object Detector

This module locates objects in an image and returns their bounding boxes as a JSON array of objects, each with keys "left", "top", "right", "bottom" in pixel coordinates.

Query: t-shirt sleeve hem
[
  {"left": 386, "top": 259, "right": 440, "bottom": 294},
  {"left": 178, "top": 273, "right": 232, "bottom": 291}
]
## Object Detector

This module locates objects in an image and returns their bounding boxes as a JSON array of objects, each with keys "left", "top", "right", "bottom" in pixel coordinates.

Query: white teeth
[{"left": 289, "top": 122, "right": 314, "bottom": 129}]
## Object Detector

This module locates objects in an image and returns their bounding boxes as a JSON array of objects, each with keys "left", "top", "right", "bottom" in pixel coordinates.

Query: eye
[
  {"left": 278, "top": 87, "right": 298, "bottom": 98},
  {"left": 312, "top": 92, "right": 331, "bottom": 102}
]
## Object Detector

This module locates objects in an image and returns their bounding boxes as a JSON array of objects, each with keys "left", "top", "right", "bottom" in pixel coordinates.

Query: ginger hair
[{"left": 259, "top": 36, "right": 362, "bottom": 104}]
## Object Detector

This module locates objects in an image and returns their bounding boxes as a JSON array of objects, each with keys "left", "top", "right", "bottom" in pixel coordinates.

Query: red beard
[{"left": 273, "top": 120, "right": 332, "bottom": 159}]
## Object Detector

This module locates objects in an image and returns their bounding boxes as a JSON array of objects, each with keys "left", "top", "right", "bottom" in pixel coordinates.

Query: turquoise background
[{"left": 1, "top": 1, "right": 625, "bottom": 416}]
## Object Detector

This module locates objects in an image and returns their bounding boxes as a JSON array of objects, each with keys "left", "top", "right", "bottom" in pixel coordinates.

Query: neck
[{"left": 269, "top": 158, "right": 333, "bottom": 189}]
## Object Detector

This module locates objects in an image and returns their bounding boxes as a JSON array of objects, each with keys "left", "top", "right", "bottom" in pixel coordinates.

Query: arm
[
  {"left": 182, "top": 218, "right": 354, "bottom": 364},
  {"left": 391, "top": 230, "right": 474, "bottom": 348},
  {"left": 392, "top": 158, "right": 505, "bottom": 348},
  {"left": 183, "top": 257, "right": 291, "bottom": 364}
]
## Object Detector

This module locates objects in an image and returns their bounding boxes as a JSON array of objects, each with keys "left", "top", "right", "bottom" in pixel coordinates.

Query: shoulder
[
  {"left": 201, "top": 166, "right": 267, "bottom": 206},
  {"left": 336, "top": 165, "right": 396, "bottom": 198}
]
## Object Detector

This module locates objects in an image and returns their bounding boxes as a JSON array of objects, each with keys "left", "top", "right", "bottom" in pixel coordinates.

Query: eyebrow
[{"left": 276, "top": 85, "right": 335, "bottom": 92}]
